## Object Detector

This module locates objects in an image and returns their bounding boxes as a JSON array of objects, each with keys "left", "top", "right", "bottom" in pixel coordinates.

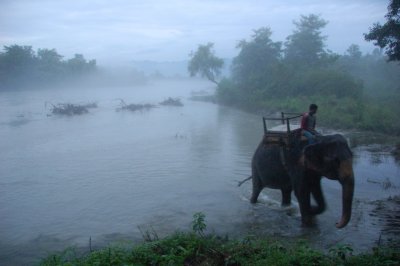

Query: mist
[
  {"left": 0, "top": 0, "right": 386, "bottom": 64},
  {"left": 1, "top": 1, "right": 400, "bottom": 265}
]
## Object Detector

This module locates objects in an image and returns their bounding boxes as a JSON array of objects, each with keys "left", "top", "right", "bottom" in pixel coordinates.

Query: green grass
[
  {"left": 39, "top": 213, "right": 400, "bottom": 266},
  {"left": 39, "top": 233, "right": 400, "bottom": 266},
  {"left": 215, "top": 89, "right": 400, "bottom": 136}
]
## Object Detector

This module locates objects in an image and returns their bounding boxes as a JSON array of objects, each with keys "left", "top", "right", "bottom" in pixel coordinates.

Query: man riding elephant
[
  {"left": 301, "top": 104, "right": 321, "bottom": 144},
  {"left": 239, "top": 113, "right": 355, "bottom": 228}
]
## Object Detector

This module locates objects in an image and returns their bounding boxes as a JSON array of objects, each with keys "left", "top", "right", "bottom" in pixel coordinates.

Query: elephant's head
[{"left": 302, "top": 134, "right": 354, "bottom": 228}]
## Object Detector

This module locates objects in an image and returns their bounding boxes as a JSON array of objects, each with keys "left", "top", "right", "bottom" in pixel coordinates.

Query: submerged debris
[
  {"left": 47, "top": 103, "right": 90, "bottom": 116},
  {"left": 82, "top": 102, "right": 98, "bottom": 109},
  {"left": 159, "top": 97, "right": 183, "bottom": 107},
  {"left": 116, "top": 99, "right": 156, "bottom": 112}
]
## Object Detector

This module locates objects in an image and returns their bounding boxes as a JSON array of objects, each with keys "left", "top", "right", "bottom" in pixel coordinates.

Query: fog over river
[{"left": 0, "top": 79, "right": 399, "bottom": 265}]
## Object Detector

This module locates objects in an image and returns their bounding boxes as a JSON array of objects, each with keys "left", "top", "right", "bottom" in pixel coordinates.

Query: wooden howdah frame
[{"left": 262, "top": 112, "right": 303, "bottom": 146}]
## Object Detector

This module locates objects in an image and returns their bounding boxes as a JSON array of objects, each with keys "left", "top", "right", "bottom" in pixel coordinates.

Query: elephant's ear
[
  {"left": 304, "top": 138, "right": 351, "bottom": 166},
  {"left": 303, "top": 143, "right": 324, "bottom": 167}
]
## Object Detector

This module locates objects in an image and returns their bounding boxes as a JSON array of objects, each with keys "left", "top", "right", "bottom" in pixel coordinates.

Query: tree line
[
  {"left": 189, "top": 10, "right": 400, "bottom": 134},
  {"left": 0, "top": 45, "right": 96, "bottom": 90}
]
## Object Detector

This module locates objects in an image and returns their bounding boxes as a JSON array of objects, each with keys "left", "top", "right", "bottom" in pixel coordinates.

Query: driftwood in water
[
  {"left": 159, "top": 97, "right": 183, "bottom": 107},
  {"left": 82, "top": 102, "right": 98, "bottom": 109},
  {"left": 47, "top": 102, "right": 91, "bottom": 116},
  {"left": 116, "top": 99, "right": 156, "bottom": 112}
]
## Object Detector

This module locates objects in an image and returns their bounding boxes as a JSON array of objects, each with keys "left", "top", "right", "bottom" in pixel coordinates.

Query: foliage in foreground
[
  {"left": 364, "top": 0, "right": 400, "bottom": 62},
  {"left": 40, "top": 212, "right": 399, "bottom": 266},
  {"left": 39, "top": 232, "right": 400, "bottom": 266}
]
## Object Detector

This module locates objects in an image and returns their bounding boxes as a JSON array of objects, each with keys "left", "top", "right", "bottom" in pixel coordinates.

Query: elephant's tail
[{"left": 238, "top": 176, "right": 252, "bottom": 187}]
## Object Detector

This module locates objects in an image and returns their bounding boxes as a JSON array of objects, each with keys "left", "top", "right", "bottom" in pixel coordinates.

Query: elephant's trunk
[{"left": 336, "top": 159, "right": 355, "bottom": 229}]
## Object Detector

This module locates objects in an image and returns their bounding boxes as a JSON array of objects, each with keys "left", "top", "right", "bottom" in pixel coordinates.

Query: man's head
[{"left": 309, "top": 103, "right": 318, "bottom": 115}]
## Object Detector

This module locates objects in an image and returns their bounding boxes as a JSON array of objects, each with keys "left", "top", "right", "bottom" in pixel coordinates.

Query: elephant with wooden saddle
[{"left": 240, "top": 134, "right": 354, "bottom": 228}]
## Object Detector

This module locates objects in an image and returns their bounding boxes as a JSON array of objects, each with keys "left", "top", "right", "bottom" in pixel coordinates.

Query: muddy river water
[{"left": 0, "top": 79, "right": 399, "bottom": 265}]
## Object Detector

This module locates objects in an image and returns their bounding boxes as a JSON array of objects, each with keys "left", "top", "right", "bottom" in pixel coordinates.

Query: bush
[
  {"left": 216, "top": 78, "right": 245, "bottom": 106},
  {"left": 39, "top": 213, "right": 400, "bottom": 266},
  {"left": 295, "top": 69, "right": 363, "bottom": 99}
]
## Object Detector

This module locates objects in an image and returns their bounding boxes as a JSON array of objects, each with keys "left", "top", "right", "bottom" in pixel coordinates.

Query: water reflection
[{"left": 347, "top": 133, "right": 400, "bottom": 166}]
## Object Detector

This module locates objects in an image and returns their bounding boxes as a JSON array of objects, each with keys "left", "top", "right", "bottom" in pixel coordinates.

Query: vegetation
[
  {"left": 116, "top": 99, "right": 156, "bottom": 112},
  {"left": 0, "top": 45, "right": 96, "bottom": 90},
  {"left": 159, "top": 97, "right": 184, "bottom": 106},
  {"left": 40, "top": 213, "right": 400, "bottom": 266},
  {"left": 190, "top": 14, "right": 400, "bottom": 135},
  {"left": 116, "top": 98, "right": 186, "bottom": 111},
  {"left": 188, "top": 43, "right": 224, "bottom": 85},
  {"left": 365, "top": 0, "right": 400, "bottom": 61},
  {"left": 47, "top": 102, "right": 97, "bottom": 116}
]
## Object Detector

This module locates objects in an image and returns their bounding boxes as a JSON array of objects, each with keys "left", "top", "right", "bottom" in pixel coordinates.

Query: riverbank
[
  {"left": 191, "top": 93, "right": 400, "bottom": 146},
  {"left": 39, "top": 230, "right": 399, "bottom": 265},
  {"left": 210, "top": 80, "right": 400, "bottom": 136}
]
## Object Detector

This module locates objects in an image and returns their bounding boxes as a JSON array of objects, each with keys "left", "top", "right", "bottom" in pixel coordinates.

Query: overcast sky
[{"left": 0, "top": 0, "right": 388, "bottom": 65}]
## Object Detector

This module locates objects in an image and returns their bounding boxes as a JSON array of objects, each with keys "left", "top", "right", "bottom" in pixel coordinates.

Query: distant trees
[
  {"left": 36, "top": 48, "right": 64, "bottom": 82},
  {"left": 337, "top": 44, "right": 400, "bottom": 97},
  {"left": 218, "top": 14, "right": 361, "bottom": 102},
  {"left": 346, "top": 44, "right": 362, "bottom": 59},
  {"left": 284, "top": 14, "right": 334, "bottom": 68},
  {"left": 0, "top": 45, "right": 36, "bottom": 84},
  {"left": 364, "top": 0, "right": 400, "bottom": 61},
  {"left": 66, "top": 54, "right": 96, "bottom": 75},
  {"left": 232, "top": 27, "right": 282, "bottom": 92},
  {"left": 0, "top": 44, "right": 96, "bottom": 89},
  {"left": 188, "top": 43, "right": 224, "bottom": 85},
  {"left": 207, "top": 13, "right": 400, "bottom": 133}
]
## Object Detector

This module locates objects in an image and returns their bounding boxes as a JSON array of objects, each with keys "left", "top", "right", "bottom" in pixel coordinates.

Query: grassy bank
[
  {"left": 215, "top": 78, "right": 400, "bottom": 136},
  {"left": 40, "top": 213, "right": 399, "bottom": 266},
  {"left": 257, "top": 96, "right": 398, "bottom": 134},
  {"left": 39, "top": 233, "right": 400, "bottom": 266}
]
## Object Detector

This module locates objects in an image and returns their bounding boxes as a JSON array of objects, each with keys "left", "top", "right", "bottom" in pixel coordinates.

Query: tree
[
  {"left": 232, "top": 27, "right": 282, "bottom": 91},
  {"left": 0, "top": 45, "right": 36, "bottom": 75},
  {"left": 0, "top": 45, "right": 37, "bottom": 86},
  {"left": 364, "top": 0, "right": 400, "bottom": 61},
  {"left": 37, "top": 48, "right": 64, "bottom": 81},
  {"left": 284, "top": 14, "right": 332, "bottom": 67},
  {"left": 188, "top": 43, "right": 224, "bottom": 85},
  {"left": 37, "top": 48, "right": 62, "bottom": 62},
  {"left": 0, "top": 44, "right": 97, "bottom": 89},
  {"left": 346, "top": 44, "right": 362, "bottom": 59},
  {"left": 66, "top": 54, "right": 96, "bottom": 75}
]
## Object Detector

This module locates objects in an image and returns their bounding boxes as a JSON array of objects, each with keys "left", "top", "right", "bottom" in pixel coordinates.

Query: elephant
[{"left": 241, "top": 133, "right": 354, "bottom": 228}]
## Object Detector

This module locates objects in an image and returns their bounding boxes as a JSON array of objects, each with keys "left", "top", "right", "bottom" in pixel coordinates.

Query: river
[{"left": 0, "top": 79, "right": 399, "bottom": 265}]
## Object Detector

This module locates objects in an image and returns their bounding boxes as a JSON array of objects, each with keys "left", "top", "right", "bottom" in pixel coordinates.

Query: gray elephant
[{"left": 240, "top": 134, "right": 354, "bottom": 228}]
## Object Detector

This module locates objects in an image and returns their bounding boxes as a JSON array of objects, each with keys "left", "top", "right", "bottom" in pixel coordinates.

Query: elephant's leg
[
  {"left": 310, "top": 177, "right": 326, "bottom": 215},
  {"left": 294, "top": 173, "right": 313, "bottom": 226},
  {"left": 281, "top": 187, "right": 292, "bottom": 206},
  {"left": 298, "top": 193, "right": 313, "bottom": 226},
  {"left": 250, "top": 174, "right": 262, "bottom": 204}
]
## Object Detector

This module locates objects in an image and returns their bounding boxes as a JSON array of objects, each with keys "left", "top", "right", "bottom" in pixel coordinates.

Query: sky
[{"left": 0, "top": 0, "right": 388, "bottom": 66}]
